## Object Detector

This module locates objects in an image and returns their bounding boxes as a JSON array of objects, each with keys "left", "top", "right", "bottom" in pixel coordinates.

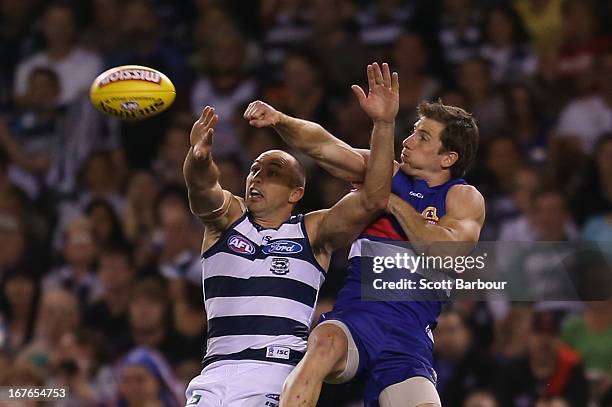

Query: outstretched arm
[
  {"left": 244, "top": 103, "right": 371, "bottom": 183},
  {"left": 307, "top": 63, "right": 399, "bottom": 253},
  {"left": 183, "top": 106, "right": 243, "bottom": 230}
]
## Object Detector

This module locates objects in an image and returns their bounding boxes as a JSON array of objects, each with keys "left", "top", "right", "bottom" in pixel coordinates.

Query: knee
[{"left": 306, "top": 325, "right": 347, "bottom": 362}]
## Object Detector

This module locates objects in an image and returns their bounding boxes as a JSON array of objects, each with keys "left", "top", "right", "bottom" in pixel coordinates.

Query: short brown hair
[{"left": 418, "top": 101, "right": 479, "bottom": 178}]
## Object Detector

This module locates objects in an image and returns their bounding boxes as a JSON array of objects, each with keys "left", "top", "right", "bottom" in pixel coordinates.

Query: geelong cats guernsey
[{"left": 201, "top": 212, "right": 325, "bottom": 368}]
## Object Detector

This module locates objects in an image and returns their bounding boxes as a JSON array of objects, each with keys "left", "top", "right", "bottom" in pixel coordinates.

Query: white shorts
[{"left": 185, "top": 361, "right": 294, "bottom": 407}]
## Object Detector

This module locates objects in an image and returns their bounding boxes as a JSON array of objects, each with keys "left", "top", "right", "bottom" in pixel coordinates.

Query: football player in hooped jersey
[
  {"left": 183, "top": 63, "right": 399, "bottom": 407},
  {"left": 244, "top": 97, "right": 485, "bottom": 406}
]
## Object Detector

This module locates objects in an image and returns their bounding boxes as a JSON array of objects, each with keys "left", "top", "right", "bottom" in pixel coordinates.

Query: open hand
[
  {"left": 243, "top": 100, "right": 282, "bottom": 127},
  {"left": 190, "top": 106, "right": 219, "bottom": 159},
  {"left": 352, "top": 62, "right": 399, "bottom": 124}
]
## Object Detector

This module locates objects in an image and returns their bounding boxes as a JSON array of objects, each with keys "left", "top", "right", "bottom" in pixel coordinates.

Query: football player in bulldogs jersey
[
  {"left": 184, "top": 63, "right": 399, "bottom": 407},
  {"left": 245, "top": 97, "right": 485, "bottom": 407}
]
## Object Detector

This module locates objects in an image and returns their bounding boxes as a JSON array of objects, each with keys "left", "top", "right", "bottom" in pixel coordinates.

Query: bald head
[{"left": 255, "top": 150, "right": 306, "bottom": 189}]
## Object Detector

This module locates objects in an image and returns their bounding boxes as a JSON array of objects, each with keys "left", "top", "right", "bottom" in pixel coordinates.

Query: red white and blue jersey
[{"left": 331, "top": 169, "right": 466, "bottom": 337}]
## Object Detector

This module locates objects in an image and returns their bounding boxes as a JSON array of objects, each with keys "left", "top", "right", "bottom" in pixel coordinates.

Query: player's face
[
  {"left": 400, "top": 118, "right": 450, "bottom": 175},
  {"left": 245, "top": 151, "right": 303, "bottom": 213}
]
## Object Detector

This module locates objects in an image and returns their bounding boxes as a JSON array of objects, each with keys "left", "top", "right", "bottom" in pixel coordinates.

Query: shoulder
[
  {"left": 303, "top": 210, "right": 327, "bottom": 247},
  {"left": 446, "top": 184, "right": 485, "bottom": 218}
]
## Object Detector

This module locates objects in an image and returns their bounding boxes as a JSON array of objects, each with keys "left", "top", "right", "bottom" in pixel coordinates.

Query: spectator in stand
[
  {"left": 264, "top": 48, "right": 333, "bottom": 126},
  {"left": 0, "top": 212, "right": 26, "bottom": 276},
  {"left": 562, "top": 300, "right": 612, "bottom": 405},
  {"left": 554, "top": 50, "right": 612, "bottom": 161},
  {"left": 495, "top": 310, "right": 589, "bottom": 407},
  {"left": 170, "top": 282, "right": 205, "bottom": 369},
  {"left": 260, "top": 0, "right": 311, "bottom": 78},
  {"left": 477, "top": 136, "right": 523, "bottom": 240},
  {"left": 123, "top": 170, "right": 159, "bottom": 248},
  {"left": 110, "top": 0, "right": 188, "bottom": 91},
  {"left": 434, "top": 310, "right": 497, "bottom": 407},
  {"left": 85, "top": 198, "right": 128, "bottom": 251},
  {"left": 0, "top": 0, "right": 38, "bottom": 109},
  {"left": 354, "top": 0, "right": 416, "bottom": 48},
  {"left": 513, "top": 0, "right": 563, "bottom": 57},
  {"left": 393, "top": 32, "right": 442, "bottom": 137},
  {"left": 124, "top": 278, "right": 182, "bottom": 364},
  {"left": 458, "top": 58, "right": 507, "bottom": 139},
  {"left": 497, "top": 166, "right": 543, "bottom": 242},
  {"left": 84, "top": 246, "right": 135, "bottom": 358},
  {"left": 505, "top": 84, "right": 551, "bottom": 165},
  {"left": 0, "top": 67, "right": 65, "bottom": 199},
  {"left": 153, "top": 124, "right": 192, "bottom": 186},
  {"left": 437, "top": 0, "right": 483, "bottom": 69},
  {"left": 13, "top": 2, "right": 102, "bottom": 107},
  {"left": 48, "top": 329, "right": 111, "bottom": 405},
  {"left": 555, "top": 0, "right": 612, "bottom": 85},
  {"left": 144, "top": 186, "right": 201, "bottom": 287},
  {"left": 81, "top": 0, "right": 124, "bottom": 63},
  {"left": 44, "top": 217, "right": 100, "bottom": 306},
  {"left": 18, "top": 288, "right": 81, "bottom": 373},
  {"left": 568, "top": 133, "right": 612, "bottom": 226},
  {"left": 111, "top": 347, "right": 184, "bottom": 407},
  {"left": 305, "top": 0, "right": 367, "bottom": 92},
  {"left": 491, "top": 304, "right": 533, "bottom": 360},
  {"left": 0, "top": 269, "right": 39, "bottom": 353},
  {"left": 480, "top": 4, "right": 538, "bottom": 85},
  {"left": 191, "top": 26, "right": 257, "bottom": 156},
  {"left": 54, "top": 151, "right": 125, "bottom": 249}
]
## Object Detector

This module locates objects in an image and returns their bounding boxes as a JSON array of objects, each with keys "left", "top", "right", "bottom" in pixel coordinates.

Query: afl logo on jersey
[
  {"left": 262, "top": 240, "right": 303, "bottom": 255},
  {"left": 422, "top": 206, "right": 439, "bottom": 223},
  {"left": 228, "top": 235, "right": 256, "bottom": 254}
]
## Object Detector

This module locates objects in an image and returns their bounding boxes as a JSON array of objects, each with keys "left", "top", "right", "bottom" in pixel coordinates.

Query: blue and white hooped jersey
[{"left": 201, "top": 212, "right": 325, "bottom": 368}]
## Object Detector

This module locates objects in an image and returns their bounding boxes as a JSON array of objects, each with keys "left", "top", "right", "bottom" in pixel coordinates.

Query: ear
[
  {"left": 441, "top": 151, "right": 458, "bottom": 171},
  {"left": 288, "top": 187, "right": 305, "bottom": 204}
]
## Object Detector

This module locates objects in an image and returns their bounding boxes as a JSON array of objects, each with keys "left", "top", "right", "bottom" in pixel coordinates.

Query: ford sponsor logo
[
  {"left": 228, "top": 235, "right": 256, "bottom": 254},
  {"left": 262, "top": 240, "right": 303, "bottom": 254}
]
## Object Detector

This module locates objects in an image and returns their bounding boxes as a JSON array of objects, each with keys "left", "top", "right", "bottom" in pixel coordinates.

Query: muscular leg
[
  {"left": 280, "top": 323, "right": 349, "bottom": 407},
  {"left": 378, "top": 376, "right": 441, "bottom": 407}
]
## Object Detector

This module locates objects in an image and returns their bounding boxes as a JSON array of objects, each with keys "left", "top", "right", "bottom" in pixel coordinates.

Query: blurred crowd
[{"left": 0, "top": 0, "right": 611, "bottom": 406}]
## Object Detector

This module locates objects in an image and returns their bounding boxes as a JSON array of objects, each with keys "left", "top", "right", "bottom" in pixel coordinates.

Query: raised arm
[
  {"left": 307, "top": 63, "right": 399, "bottom": 254},
  {"left": 244, "top": 102, "right": 368, "bottom": 182},
  {"left": 183, "top": 106, "right": 244, "bottom": 230}
]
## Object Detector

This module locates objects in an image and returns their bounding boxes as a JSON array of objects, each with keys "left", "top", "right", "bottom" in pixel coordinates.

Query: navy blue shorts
[{"left": 320, "top": 306, "right": 437, "bottom": 406}]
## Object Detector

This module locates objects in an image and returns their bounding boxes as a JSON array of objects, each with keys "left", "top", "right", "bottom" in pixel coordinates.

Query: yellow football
[{"left": 89, "top": 65, "right": 176, "bottom": 121}]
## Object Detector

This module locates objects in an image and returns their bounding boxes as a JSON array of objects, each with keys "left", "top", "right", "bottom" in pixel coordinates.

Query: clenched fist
[{"left": 243, "top": 100, "right": 283, "bottom": 128}]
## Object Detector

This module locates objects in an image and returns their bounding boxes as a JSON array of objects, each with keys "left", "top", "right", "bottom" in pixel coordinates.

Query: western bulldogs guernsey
[
  {"left": 321, "top": 170, "right": 466, "bottom": 405},
  {"left": 200, "top": 212, "right": 325, "bottom": 369}
]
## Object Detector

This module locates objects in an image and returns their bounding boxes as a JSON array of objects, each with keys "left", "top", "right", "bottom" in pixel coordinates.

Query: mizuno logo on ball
[{"left": 98, "top": 69, "right": 161, "bottom": 87}]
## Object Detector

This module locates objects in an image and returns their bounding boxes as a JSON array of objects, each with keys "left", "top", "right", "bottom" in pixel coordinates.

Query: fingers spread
[
  {"left": 392, "top": 72, "right": 399, "bottom": 93},
  {"left": 366, "top": 64, "right": 375, "bottom": 90},
  {"left": 382, "top": 63, "right": 391, "bottom": 88},
  {"left": 372, "top": 62, "right": 384, "bottom": 85},
  {"left": 351, "top": 84, "right": 367, "bottom": 105}
]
